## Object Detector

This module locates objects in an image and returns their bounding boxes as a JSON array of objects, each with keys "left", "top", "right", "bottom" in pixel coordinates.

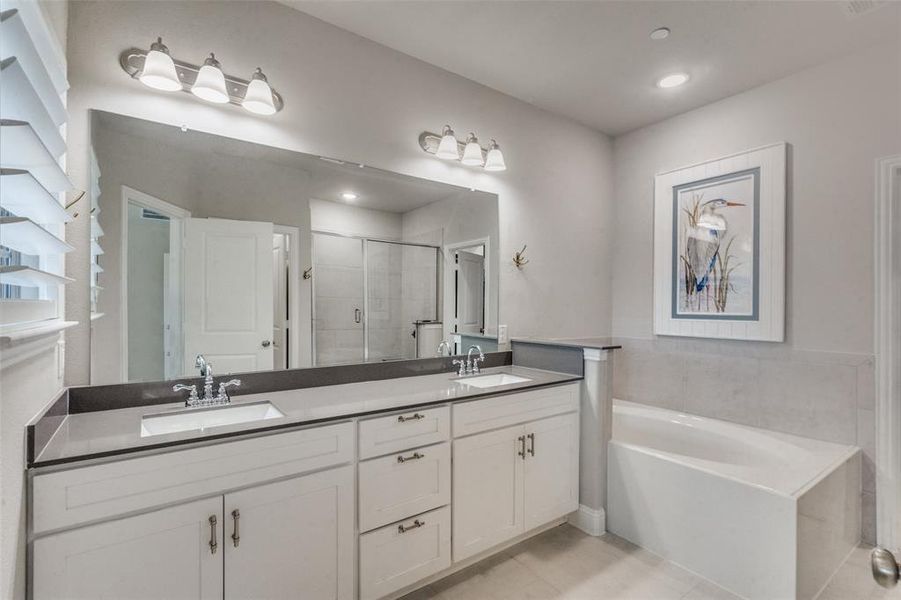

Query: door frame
[
  {"left": 273, "top": 224, "right": 301, "bottom": 369},
  {"left": 876, "top": 155, "right": 901, "bottom": 550},
  {"left": 443, "top": 237, "right": 491, "bottom": 346},
  {"left": 119, "top": 186, "right": 190, "bottom": 382}
]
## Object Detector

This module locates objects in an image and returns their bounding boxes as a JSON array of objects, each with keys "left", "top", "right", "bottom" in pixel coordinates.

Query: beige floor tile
[{"left": 681, "top": 580, "right": 742, "bottom": 600}]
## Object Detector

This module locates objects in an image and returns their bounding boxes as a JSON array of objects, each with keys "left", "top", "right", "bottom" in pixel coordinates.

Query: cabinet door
[
  {"left": 452, "top": 424, "right": 524, "bottom": 561},
  {"left": 523, "top": 412, "right": 580, "bottom": 530},
  {"left": 33, "top": 496, "right": 223, "bottom": 600},
  {"left": 224, "top": 465, "right": 354, "bottom": 600}
]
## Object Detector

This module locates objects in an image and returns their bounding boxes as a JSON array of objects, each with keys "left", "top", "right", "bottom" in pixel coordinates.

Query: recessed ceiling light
[
  {"left": 341, "top": 192, "right": 358, "bottom": 201},
  {"left": 657, "top": 73, "right": 689, "bottom": 88},
  {"left": 650, "top": 27, "right": 670, "bottom": 40}
]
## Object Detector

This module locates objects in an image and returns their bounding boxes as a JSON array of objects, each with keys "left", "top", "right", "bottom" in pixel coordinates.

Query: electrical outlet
[{"left": 497, "top": 325, "right": 508, "bottom": 344}]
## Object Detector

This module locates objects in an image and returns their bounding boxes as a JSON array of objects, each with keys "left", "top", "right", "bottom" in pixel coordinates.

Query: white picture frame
[{"left": 653, "top": 142, "right": 786, "bottom": 342}]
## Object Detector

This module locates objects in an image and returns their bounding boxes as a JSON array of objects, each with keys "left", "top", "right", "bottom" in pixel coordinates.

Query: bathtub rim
[{"left": 611, "top": 398, "right": 860, "bottom": 499}]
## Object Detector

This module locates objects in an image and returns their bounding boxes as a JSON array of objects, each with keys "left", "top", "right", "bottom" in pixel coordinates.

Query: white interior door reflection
[{"left": 183, "top": 218, "right": 275, "bottom": 376}]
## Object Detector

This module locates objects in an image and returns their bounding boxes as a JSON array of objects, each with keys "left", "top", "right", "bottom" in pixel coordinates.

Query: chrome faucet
[
  {"left": 466, "top": 345, "right": 485, "bottom": 374},
  {"left": 172, "top": 355, "right": 242, "bottom": 408},
  {"left": 436, "top": 340, "right": 451, "bottom": 357},
  {"left": 452, "top": 345, "right": 485, "bottom": 377}
]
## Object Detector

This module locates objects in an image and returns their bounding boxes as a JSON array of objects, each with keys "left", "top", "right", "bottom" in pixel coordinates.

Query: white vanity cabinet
[
  {"left": 224, "top": 466, "right": 355, "bottom": 600},
  {"left": 452, "top": 385, "right": 580, "bottom": 562},
  {"left": 30, "top": 380, "right": 581, "bottom": 600},
  {"left": 33, "top": 496, "right": 224, "bottom": 600}
]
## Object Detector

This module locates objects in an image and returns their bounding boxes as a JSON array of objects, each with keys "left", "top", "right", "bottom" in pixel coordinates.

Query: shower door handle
[{"left": 354, "top": 308, "right": 362, "bottom": 324}]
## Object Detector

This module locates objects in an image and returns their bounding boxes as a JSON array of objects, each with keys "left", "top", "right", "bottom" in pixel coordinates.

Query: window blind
[{"left": 0, "top": 6, "right": 74, "bottom": 329}]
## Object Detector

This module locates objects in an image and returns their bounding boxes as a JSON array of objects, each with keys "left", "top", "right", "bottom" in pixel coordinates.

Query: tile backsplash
[{"left": 612, "top": 336, "right": 876, "bottom": 543}]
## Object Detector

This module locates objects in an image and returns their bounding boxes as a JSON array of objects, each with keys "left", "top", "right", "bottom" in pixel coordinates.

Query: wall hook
[
  {"left": 303, "top": 267, "right": 313, "bottom": 280},
  {"left": 513, "top": 245, "right": 529, "bottom": 269}
]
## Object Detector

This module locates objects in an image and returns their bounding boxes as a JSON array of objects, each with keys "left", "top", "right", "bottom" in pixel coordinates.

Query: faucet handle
[
  {"left": 173, "top": 383, "right": 199, "bottom": 403},
  {"left": 217, "top": 379, "right": 241, "bottom": 399},
  {"left": 452, "top": 358, "right": 467, "bottom": 376}
]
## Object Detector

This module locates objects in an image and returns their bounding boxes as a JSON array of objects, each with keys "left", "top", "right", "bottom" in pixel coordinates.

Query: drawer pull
[
  {"left": 231, "top": 509, "right": 240, "bottom": 548},
  {"left": 527, "top": 433, "right": 535, "bottom": 457},
  {"left": 397, "top": 451, "right": 424, "bottom": 463},
  {"left": 397, "top": 412, "right": 425, "bottom": 423},
  {"left": 208, "top": 515, "right": 218, "bottom": 554},
  {"left": 398, "top": 519, "right": 425, "bottom": 533},
  {"left": 518, "top": 435, "right": 526, "bottom": 459}
]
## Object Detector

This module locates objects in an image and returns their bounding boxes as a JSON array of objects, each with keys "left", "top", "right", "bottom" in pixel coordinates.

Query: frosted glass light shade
[
  {"left": 436, "top": 125, "right": 460, "bottom": 160},
  {"left": 191, "top": 54, "right": 229, "bottom": 104},
  {"left": 139, "top": 38, "right": 180, "bottom": 91},
  {"left": 242, "top": 68, "right": 276, "bottom": 115},
  {"left": 484, "top": 140, "right": 506, "bottom": 172},
  {"left": 461, "top": 134, "right": 484, "bottom": 166}
]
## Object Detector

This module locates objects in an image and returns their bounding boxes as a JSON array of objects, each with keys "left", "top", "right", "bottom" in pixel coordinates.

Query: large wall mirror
[{"left": 88, "top": 111, "right": 500, "bottom": 384}]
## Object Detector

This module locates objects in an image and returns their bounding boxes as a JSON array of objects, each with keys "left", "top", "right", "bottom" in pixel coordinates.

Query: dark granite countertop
[{"left": 31, "top": 366, "right": 580, "bottom": 469}]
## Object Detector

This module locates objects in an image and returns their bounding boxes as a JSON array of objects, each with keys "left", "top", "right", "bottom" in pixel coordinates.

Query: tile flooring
[{"left": 400, "top": 524, "right": 889, "bottom": 600}]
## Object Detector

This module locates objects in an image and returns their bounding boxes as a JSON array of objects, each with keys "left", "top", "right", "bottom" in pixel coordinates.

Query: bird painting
[{"left": 680, "top": 194, "right": 745, "bottom": 312}]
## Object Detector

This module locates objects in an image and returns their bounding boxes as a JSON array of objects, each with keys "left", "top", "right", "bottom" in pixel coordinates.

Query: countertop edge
[{"left": 29, "top": 373, "right": 582, "bottom": 470}]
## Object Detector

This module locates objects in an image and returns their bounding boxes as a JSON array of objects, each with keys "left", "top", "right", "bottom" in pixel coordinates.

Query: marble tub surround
[
  {"left": 612, "top": 335, "right": 876, "bottom": 542},
  {"left": 29, "top": 365, "right": 579, "bottom": 467}
]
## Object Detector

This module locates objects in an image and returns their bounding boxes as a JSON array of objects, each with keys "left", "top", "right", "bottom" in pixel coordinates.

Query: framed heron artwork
[{"left": 653, "top": 143, "right": 786, "bottom": 341}]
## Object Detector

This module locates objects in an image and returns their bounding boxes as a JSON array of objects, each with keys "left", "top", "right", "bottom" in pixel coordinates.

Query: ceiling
[
  {"left": 95, "top": 111, "right": 476, "bottom": 214},
  {"left": 285, "top": 0, "right": 897, "bottom": 136}
]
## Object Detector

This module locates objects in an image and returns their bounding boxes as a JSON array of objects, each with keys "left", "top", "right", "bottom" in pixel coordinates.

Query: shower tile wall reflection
[
  {"left": 366, "top": 241, "right": 438, "bottom": 362},
  {"left": 312, "top": 234, "right": 364, "bottom": 366}
]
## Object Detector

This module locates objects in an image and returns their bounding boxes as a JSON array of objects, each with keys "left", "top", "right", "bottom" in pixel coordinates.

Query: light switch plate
[{"left": 497, "top": 324, "right": 508, "bottom": 344}]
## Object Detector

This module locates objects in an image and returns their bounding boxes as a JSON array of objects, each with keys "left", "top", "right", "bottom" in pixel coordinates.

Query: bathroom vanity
[{"left": 27, "top": 365, "right": 582, "bottom": 600}]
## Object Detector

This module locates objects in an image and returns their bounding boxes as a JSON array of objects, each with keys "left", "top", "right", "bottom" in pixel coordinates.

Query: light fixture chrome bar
[
  {"left": 119, "top": 48, "right": 285, "bottom": 113},
  {"left": 419, "top": 131, "right": 486, "bottom": 161}
]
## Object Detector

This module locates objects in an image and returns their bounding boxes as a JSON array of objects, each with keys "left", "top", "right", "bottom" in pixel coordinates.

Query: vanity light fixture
[
  {"left": 483, "top": 140, "right": 507, "bottom": 172},
  {"left": 419, "top": 126, "right": 507, "bottom": 172},
  {"left": 120, "top": 40, "right": 284, "bottom": 115},
  {"left": 138, "top": 38, "right": 181, "bottom": 91},
  {"left": 436, "top": 125, "right": 461, "bottom": 160},
  {"left": 191, "top": 54, "right": 229, "bottom": 104},
  {"left": 657, "top": 72, "right": 690, "bottom": 88},
  {"left": 461, "top": 133, "right": 484, "bottom": 167},
  {"left": 242, "top": 68, "right": 277, "bottom": 115}
]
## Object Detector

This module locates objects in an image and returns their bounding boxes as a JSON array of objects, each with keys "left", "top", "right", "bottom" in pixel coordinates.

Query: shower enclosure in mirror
[{"left": 88, "top": 111, "right": 499, "bottom": 384}]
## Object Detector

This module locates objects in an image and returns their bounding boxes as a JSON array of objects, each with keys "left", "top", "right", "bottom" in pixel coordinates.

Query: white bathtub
[{"left": 607, "top": 400, "right": 860, "bottom": 600}]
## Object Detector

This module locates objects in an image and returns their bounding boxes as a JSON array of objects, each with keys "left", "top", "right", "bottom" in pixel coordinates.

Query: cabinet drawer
[
  {"left": 32, "top": 421, "right": 354, "bottom": 535},
  {"left": 359, "top": 442, "right": 450, "bottom": 532},
  {"left": 359, "top": 405, "right": 449, "bottom": 459},
  {"left": 359, "top": 505, "right": 451, "bottom": 600},
  {"left": 453, "top": 383, "right": 579, "bottom": 437}
]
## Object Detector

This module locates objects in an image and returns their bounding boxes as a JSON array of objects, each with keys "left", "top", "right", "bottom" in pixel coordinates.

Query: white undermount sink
[
  {"left": 456, "top": 373, "right": 532, "bottom": 389},
  {"left": 140, "top": 401, "right": 285, "bottom": 437}
]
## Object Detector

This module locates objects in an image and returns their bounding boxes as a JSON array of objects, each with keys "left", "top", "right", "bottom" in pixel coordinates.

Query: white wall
[
  {"left": 611, "top": 42, "right": 901, "bottom": 543},
  {"left": 63, "top": 0, "right": 616, "bottom": 387},
  {"left": 310, "top": 199, "right": 402, "bottom": 240}
]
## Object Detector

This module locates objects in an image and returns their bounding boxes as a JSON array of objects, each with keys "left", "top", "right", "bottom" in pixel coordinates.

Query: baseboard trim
[{"left": 568, "top": 504, "right": 606, "bottom": 536}]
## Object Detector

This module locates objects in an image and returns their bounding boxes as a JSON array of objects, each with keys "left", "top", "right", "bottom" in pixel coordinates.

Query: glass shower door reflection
[
  {"left": 366, "top": 240, "right": 438, "bottom": 362},
  {"left": 312, "top": 233, "right": 365, "bottom": 366}
]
